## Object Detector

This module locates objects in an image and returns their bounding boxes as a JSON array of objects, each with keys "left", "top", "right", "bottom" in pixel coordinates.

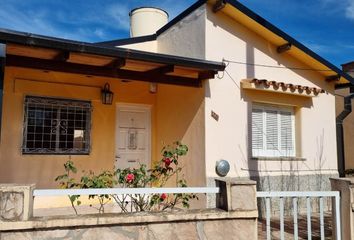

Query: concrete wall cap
[
  {"left": 330, "top": 177, "right": 354, "bottom": 185},
  {"left": 0, "top": 184, "right": 36, "bottom": 190},
  {"left": 215, "top": 178, "right": 257, "bottom": 185}
]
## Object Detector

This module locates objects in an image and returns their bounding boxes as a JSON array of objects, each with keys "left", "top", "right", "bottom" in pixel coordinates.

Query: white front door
[{"left": 115, "top": 104, "right": 151, "bottom": 170}]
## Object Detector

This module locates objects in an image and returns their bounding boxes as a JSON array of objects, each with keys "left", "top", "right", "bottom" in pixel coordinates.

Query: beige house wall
[
  {"left": 203, "top": 4, "right": 337, "bottom": 179},
  {"left": 156, "top": 84, "right": 206, "bottom": 188}
]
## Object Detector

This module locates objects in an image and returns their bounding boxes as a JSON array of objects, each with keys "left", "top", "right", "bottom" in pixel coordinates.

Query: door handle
[
  {"left": 127, "top": 159, "right": 137, "bottom": 163},
  {"left": 115, "top": 155, "right": 121, "bottom": 158}
]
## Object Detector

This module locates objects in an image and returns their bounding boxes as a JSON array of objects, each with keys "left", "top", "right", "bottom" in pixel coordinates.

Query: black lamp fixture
[{"left": 101, "top": 83, "right": 114, "bottom": 105}]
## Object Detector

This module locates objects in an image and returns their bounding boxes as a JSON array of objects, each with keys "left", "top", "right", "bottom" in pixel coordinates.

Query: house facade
[
  {"left": 0, "top": 30, "right": 225, "bottom": 208},
  {"left": 0, "top": 0, "right": 353, "bottom": 209}
]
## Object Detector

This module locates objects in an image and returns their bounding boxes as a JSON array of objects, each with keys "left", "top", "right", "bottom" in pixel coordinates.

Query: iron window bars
[{"left": 22, "top": 96, "right": 91, "bottom": 154}]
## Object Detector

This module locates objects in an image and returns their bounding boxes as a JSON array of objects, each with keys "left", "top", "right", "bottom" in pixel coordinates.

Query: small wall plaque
[{"left": 211, "top": 111, "right": 219, "bottom": 121}]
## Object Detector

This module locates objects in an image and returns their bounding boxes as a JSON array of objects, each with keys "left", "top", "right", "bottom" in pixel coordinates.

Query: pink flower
[
  {"left": 163, "top": 158, "right": 172, "bottom": 167},
  {"left": 125, "top": 173, "right": 135, "bottom": 183},
  {"left": 160, "top": 193, "right": 167, "bottom": 201}
]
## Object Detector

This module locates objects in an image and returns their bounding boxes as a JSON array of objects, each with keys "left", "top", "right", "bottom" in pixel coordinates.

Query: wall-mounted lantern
[
  {"left": 101, "top": 83, "right": 114, "bottom": 105},
  {"left": 149, "top": 82, "right": 158, "bottom": 94}
]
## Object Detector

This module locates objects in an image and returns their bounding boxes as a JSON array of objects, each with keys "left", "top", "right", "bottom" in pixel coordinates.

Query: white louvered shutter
[
  {"left": 280, "top": 111, "right": 294, "bottom": 156},
  {"left": 265, "top": 110, "right": 278, "bottom": 151},
  {"left": 252, "top": 108, "right": 264, "bottom": 156},
  {"left": 251, "top": 104, "right": 295, "bottom": 157}
]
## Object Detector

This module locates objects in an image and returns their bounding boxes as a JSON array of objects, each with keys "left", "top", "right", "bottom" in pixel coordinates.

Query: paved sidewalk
[{"left": 258, "top": 213, "right": 332, "bottom": 239}]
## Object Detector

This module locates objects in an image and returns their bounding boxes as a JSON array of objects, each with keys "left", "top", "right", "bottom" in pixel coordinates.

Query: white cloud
[
  {"left": 320, "top": 0, "right": 354, "bottom": 20},
  {"left": 0, "top": 1, "right": 127, "bottom": 42},
  {"left": 0, "top": 3, "right": 98, "bottom": 41},
  {"left": 346, "top": 0, "right": 354, "bottom": 20},
  {"left": 106, "top": 4, "right": 130, "bottom": 31},
  {"left": 94, "top": 29, "right": 106, "bottom": 39}
]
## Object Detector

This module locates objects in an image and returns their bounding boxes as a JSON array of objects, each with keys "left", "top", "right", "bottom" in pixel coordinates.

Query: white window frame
[{"left": 251, "top": 103, "right": 296, "bottom": 158}]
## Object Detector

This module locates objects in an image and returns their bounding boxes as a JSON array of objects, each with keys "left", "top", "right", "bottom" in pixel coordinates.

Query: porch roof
[{"left": 0, "top": 28, "right": 226, "bottom": 87}]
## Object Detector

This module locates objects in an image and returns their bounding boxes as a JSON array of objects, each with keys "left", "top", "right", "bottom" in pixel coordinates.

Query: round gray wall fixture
[{"left": 215, "top": 160, "right": 230, "bottom": 177}]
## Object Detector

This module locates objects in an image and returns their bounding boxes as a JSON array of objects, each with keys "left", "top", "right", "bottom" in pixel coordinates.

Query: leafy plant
[
  {"left": 113, "top": 164, "right": 153, "bottom": 212},
  {"left": 80, "top": 170, "right": 117, "bottom": 213},
  {"left": 114, "top": 141, "right": 197, "bottom": 212},
  {"left": 54, "top": 161, "right": 81, "bottom": 214},
  {"left": 55, "top": 142, "right": 198, "bottom": 214},
  {"left": 55, "top": 162, "right": 117, "bottom": 214}
]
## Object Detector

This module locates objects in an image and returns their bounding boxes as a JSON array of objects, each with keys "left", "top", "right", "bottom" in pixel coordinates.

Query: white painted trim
[
  {"left": 115, "top": 103, "right": 152, "bottom": 168},
  {"left": 257, "top": 191, "right": 341, "bottom": 240},
  {"left": 33, "top": 187, "right": 220, "bottom": 196},
  {"left": 256, "top": 191, "right": 340, "bottom": 198}
]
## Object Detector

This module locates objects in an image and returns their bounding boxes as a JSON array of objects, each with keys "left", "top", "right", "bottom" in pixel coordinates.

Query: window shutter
[
  {"left": 265, "top": 110, "right": 278, "bottom": 150},
  {"left": 252, "top": 108, "right": 263, "bottom": 151},
  {"left": 251, "top": 104, "right": 295, "bottom": 157},
  {"left": 280, "top": 111, "right": 293, "bottom": 153}
]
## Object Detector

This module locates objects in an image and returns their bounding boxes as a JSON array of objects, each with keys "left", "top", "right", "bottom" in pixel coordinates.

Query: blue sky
[{"left": 0, "top": 0, "right": 353, "bottom": 67}]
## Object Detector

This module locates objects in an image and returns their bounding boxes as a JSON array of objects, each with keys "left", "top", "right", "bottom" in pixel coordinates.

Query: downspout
[{"left": 336, "top": 93, "right": 354, "bottom": 177}]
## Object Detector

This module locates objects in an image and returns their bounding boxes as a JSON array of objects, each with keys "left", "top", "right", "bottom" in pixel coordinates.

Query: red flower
[
  {"left": 160, "top": 193, "right": 167, "bottom": 201},
  {"left": 163, "top": 158, "right": 172, "bottom": 167},
  {"left": 125, "top": 173, "right": 135, "bottom": 183}
]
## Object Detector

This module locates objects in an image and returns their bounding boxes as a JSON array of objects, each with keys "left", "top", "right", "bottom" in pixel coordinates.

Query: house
[
  {"left": 336, "top": 61, "right": 354, "bottom": 174},
  {"left": 0, "top": 0, "right": 353, "bottom": 209}
]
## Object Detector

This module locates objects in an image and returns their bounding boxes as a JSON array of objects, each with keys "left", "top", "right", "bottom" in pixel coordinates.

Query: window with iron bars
[{"left": 22, "top": 96, "right": 91, "bottom": 154}]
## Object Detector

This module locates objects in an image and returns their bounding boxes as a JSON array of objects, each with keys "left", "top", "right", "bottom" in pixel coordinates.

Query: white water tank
[{"left": 129, "top": 7, "right": 168, "bottom": 37}]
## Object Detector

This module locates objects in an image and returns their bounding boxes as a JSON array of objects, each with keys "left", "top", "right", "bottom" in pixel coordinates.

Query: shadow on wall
[
  {"left": 156, "top": 83, "right": 206, "bottom": 190},
  {"left": 241, "top": 89, "right": 314, "bottom": 109},
  {"left": 246, "top": 42, "right": 255, "bottom": 79}
]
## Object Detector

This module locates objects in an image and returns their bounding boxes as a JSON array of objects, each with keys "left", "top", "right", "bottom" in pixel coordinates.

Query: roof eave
[
  {"left": 222, "top": 0, "right": 354, "bottom": 85},
  {"left": 0, "top": 28, "right": 225, "bottom": 72},
  {"left": 94, "top": 34, "right": 157, "bottom": 47}
]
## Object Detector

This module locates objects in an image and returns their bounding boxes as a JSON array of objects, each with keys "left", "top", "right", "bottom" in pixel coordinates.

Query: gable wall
[
  {"left": 157, "top": 5, "right": 206, "bottom": 59},
  {"left": 204, "top": 4, "right": 337, "bottom": 179}
]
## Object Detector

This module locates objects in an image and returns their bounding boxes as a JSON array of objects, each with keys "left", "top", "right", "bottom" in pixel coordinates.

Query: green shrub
[{"left": 55, "top": 142, "right": 197, "bottom": 214}]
